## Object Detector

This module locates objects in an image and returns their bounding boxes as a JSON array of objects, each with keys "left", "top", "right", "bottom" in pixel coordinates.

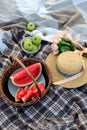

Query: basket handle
[{"left": 9, "top": 55, "right": 41, "bottom": 97}]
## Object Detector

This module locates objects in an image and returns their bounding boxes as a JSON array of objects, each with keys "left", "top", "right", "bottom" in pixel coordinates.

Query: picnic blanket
[{"left": 0, "top": 0, "right": 87, "bottom": 130}]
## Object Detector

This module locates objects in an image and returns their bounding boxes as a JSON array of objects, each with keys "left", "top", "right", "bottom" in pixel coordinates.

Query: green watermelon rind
[
  {"left": 15, "top": 88, "right": 22, "bottom": 102},
  {"left": 10, "top": 63, "right": 42, "bottom": 87}
]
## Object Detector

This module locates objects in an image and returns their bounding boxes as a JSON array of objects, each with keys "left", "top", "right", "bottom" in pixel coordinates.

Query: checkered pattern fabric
[
  {"left": 0, "top": 31, "right": 23, "bottom": 77},
  {"left": 1, "top": 0, "right": 87, "bottom": 130},
  {"left": 0, "top": 84, "right": 87, "bottom": 130}
]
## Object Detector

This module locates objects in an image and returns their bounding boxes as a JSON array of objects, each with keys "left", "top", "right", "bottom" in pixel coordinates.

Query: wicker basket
[{"left": 0, "top": 55, "right": 52, "bottom": 106}]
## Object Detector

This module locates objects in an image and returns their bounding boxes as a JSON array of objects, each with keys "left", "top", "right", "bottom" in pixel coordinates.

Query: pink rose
[{"left": 51, "top": 43, "right": 58, "bottom": 51}]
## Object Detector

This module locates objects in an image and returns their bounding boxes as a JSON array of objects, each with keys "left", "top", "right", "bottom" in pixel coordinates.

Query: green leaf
[
  {"left": 58, "top": 42, "right": 63, "bottom": 48},
  {"left": 63, "top": 38, "right": 72, "bottom": 44},
  {"left": 70, "top": 44, "right": 76, "bottom": 51},
  {"left": 59, "top": 46, "right": 70, "bottom": 53},
  {"left": 57, "top": 38, "right": 76, "bottom": 53},
  {"left": 82, "top": 53, "right": 87, "bottom": 58},
  {"left": 60, "top": 41, "right": 71, "bottom": 46}
]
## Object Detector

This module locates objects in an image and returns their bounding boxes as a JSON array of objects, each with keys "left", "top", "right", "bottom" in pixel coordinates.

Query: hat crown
[{"left": 57, "top": 51, "right": 83, "bottom": 75}]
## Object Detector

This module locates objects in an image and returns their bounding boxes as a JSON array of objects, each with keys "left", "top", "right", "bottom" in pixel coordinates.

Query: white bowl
[{"left": 21, "top": 38, "right": 41, "bottom": 55}]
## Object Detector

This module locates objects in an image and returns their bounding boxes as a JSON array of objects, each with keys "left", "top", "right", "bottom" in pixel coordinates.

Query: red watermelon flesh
[
  {"left": 24, "top": 87, "right": 31, "bottom": 93},
  {"left": 21, "top": 82, "right": 45, "bottom": 102},
  {"left": 10, "top": 63, "right": 42, "bottom": 87},
  {"left": 22, "top": 89, "right": 33, "bottom": 102},
  {"left": 15, "top": 88, "right": 26, "bottom": 102},
  {"left": 31, "top": 82, "right": 45, "bottom": 97}
]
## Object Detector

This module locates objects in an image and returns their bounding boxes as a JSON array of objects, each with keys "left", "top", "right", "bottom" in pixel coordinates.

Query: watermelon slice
[
  {"left": 31, "top": 82, "right": 45, "bottom": 98},
  {"left": 10, "top": 63, "right": 42, "bottom": 87},
  {"left": 22, "top": 89, "right": 33, "bottom": 102},
  {"left": 24, "top": 87, "right": 31, "bottom": 93},
  {"left": 22, "top": 82, "right": 45, "bottom": 102},
  {"left": 15, "top": 82, "right": 45, "bottom": 102},
  {"left": 15, "top": 88, "right": 26, "bottom": 102}
]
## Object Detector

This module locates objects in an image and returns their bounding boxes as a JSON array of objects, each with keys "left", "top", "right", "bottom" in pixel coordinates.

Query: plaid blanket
[
  {"left": 1, "top": 0, "right": 87, "bottom": 130},
  {"left": 1, "top": 84, "right": 87, "bottom": 130}
]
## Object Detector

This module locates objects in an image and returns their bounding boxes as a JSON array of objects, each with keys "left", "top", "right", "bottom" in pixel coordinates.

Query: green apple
[
  {"left": 23, "top": 38, "right": 31, "bottom": 43},
  {"left": 26, "top": 22, "right": 36, "bottom": 31},
  {"left": 32, "top": 44, "right": 38, "bottom": 52},
  {"left": 23, "top": 40, "right": 33, "bottom": 51},
  {"left": 32, "top": 35, "right": 42, "bottom": 45}
]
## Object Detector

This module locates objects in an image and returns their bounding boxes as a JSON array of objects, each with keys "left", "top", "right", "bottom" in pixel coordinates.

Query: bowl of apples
[{"left": 21, "top": 35, "right": 42, "bottom": 55}]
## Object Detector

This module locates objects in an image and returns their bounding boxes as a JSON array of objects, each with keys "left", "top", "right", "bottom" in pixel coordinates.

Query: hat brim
[{"left": 45, "top": 53, "right": 87, "bottom": 88}]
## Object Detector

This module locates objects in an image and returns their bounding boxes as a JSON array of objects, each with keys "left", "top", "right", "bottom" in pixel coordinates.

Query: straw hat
[{"left": 45, "top": 51, "right": 87, "bottom": 88}]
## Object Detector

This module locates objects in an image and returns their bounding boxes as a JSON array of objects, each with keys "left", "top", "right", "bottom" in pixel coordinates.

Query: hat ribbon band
[
  {"left": 53, "top": 57, "right": 85, "bottom": 85},
  {"left": 56, "top": 64, "right": 82, "bottom": 77}
]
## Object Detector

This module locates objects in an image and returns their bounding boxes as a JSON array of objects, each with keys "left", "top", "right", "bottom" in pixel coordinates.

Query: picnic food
[
  {"left": 15, "top": 88, "right": 26, "bottom": 102},
  {"left": 22, "top": 36, "right": 41, "bottom": 53},
  {"left": 32, "top": 44, "right": 38, "bottom": 51},
  {"left": 22, "top": 89, "right": 33, "bottom": 102},
  {"left": 32, "top": 35, "right": 42, "bottom": 45},
  {"left": 1, "top": 54, "right": 52, "bottom": 106},
  {"left": 23, "top": 39, "right": 33, "bottom": 51},
  {"left": 26, "top": 22, "right": 36, "bottom": 31},
  {"left": 22, "top": 82, "right": 45, "bottom": 102},
  {"left": 15, "top": 82, "right": 45, "bottom": 102},
  {"left": 31, "top": 82, "right": 45, "bottom": 98},
  {"left": 10, "top": 63, "right": 42, "bottom": 87}
]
